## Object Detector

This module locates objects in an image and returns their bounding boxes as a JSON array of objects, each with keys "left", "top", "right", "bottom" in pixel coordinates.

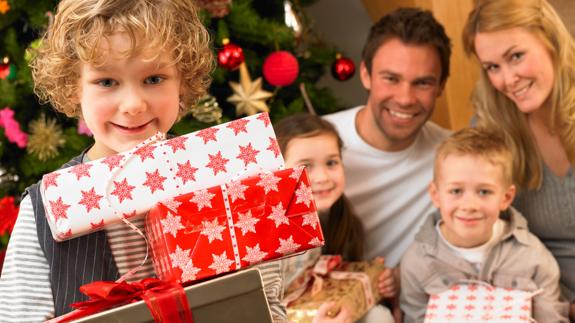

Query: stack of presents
[{"left": 40, "top": 112, "right": 535, "bottom": 322}]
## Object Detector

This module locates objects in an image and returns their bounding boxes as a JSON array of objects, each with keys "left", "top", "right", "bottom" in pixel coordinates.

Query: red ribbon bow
[{"left": 48, "top": 278, "right": 193, "bottom": 323}]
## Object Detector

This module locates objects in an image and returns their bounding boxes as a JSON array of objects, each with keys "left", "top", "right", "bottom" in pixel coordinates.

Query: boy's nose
[
  {"left": 119, "top": 88, "right": 147, "bottom": 115},
  {"left": 461, "top": 194, "right": 480, "bottom": 211}
]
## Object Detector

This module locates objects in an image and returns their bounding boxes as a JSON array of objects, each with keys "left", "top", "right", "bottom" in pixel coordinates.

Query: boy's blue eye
[
  {"left": 449, "top": 188, "right": 462, "bottom": 195},
  {"left": 98, "top": 79, "right": 117, "bottom": 87},
  {"left": 145, "top": 76, "right": 164, "bottom": 84},
  {"left": 478, "top": 189, "right": 492, "bottom": 196}
]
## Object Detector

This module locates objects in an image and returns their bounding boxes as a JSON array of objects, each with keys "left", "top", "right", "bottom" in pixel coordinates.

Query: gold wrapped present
[{"left": 285, "top": 255, "right": 385, "bottom": 322}]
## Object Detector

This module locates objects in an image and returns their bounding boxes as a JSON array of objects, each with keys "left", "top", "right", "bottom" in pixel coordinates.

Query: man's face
[{"left": 360, "top": 38, "right": 444, "bottom": 151}]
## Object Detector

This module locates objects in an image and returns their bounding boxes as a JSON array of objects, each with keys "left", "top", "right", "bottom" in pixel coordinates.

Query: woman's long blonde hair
[{"left": 462, "top": 0, "right": 575, "bottom": 189}]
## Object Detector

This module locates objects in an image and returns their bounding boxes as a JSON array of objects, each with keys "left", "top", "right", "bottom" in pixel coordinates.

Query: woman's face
[{"left": 474, "top": 27, "right": 555, "bottom": 114}]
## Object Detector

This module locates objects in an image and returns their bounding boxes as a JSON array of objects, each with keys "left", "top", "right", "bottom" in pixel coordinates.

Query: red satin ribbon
[{"left": 47, "top": 278, "right": 193, "bottom": 323}]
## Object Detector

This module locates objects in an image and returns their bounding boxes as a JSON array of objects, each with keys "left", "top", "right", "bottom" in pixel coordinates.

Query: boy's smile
[{"left": 78, "top": 32, "right": 181, "bottom": 160}]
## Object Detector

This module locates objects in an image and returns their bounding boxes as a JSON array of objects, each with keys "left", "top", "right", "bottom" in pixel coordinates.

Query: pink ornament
[
  {"left": 262, "top": 51, "right": 299, "bottom": 87},
  {"left": 78, "top": 119, "right": 93, "bottom": 136},
  {"left": 0, "top": 107, "right": 28, "bottom": 148}
]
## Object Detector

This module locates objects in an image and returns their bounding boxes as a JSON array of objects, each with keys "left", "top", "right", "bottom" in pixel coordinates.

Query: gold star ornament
[{"left": 227, "top": 63, "right": 273, "bottom": 116}]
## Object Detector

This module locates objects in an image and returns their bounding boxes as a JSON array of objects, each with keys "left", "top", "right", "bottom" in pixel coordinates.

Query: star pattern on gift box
[
  {"left": 50, "top": 197, "right": 70, "bottom": 221},
  {"left": 143, "top": 169, "right": 167, "bottom": 193},
  {"left": 161, "top": 198, "right": 182, "bottom": 212},
  {"left": 200, "top": 218, "right": 226, "bottom": 243},
  {"left": 134, "top": 145, "right": 156, "bottom": 162},
  {"left": 242, "top": 243, "right": 268, "bottom": 264},
  {"left": 267, "top": 202, "right": 289, "bottom": 227},
  {"left": 122, "top": 210, "right": 137, "bottom": 219},
  {"left": 102, "top": 155, "right": 124, "bottom": 171},
  {"left": 190, "top": 189, "right": 215, "bottom": 211},
  {"left": 176, "top": 161, "right": 198, "bottom": 184},
  {"left": 309, "top": 237, "right": 323, "bottom": 247},
  {"left": 79, "top": 188, "right": 103, "bottom": 213},
  {"left": 302, "top": 212, "right": 319, "bottom": 229},
  {"left": 90, "top": 219, "right": 105, "bottom": 230},
  {"left": 43, "top": 173, "right": 60, "bottom": 189},
  {"left": 227, "top": 118, "right": 249, "bottom": 136},
  {"left": 170, "top": 245, "right": 192, "bottom": 269},
  {"left": 69, "top": 163, "right": 92, "bottom": 180},
  {"left": 257, "top": 173, "right": 281, "bottom": 194},
  {"left": 275, "top": 235, "right": 301, "bottom": 255},
  {"left": 181, "top": 261, "right": 201, "bottom": 282},
  {"left": 234, "top": 210, "right": 259, "bottom": 235},
  {"left": 295, "top": 183, "right": 313, "bottom": 207},
  {"left": 236, "top": 143, "right": 260, "bottom": 167},
  {"left": 209, "top": 251, "right": 235, "bottom": 274},
  {"left": 206, "top": 151, "right": 229, "bottom": 176},
  {"left": 257, "top": 113, "right": 271, "bottom": 127},
  {"left": 165, "top": 136, "right": 187, "bottom": 153},
  {"left": 161, "top": 211, "right": 185, "bottom": 238},
  {"left": 226, "top": 180, "right": 248, "bottom": 202},
  {"left": 196, "top": 127, "right": 219, "bottom": 144},
  {"left": 289, "top": 166, "right": 304, "bottom": 181},
  {"left": 111, "top": 178, "right": 135, "bottom": 203},
  {"left": 267, "top": 137, "right": 281, "bottom": 158}
]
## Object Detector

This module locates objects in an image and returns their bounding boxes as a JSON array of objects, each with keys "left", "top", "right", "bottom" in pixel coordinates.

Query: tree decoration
[
  {"left": 191, "top": 95, "right": 223, "bottom": 123},
  {"left": 0, "top": 196, "right": 18, "bottom": 236},
  {"left": 27, "top": 114, "right": 65, "bottom": 161},
  {"left": 0, "top": 57, "right": 16, "bottom": 81},
  {"left": 0, "top": 108, "right": 28, "bottom": 148},
  {"left": 217, "top": 38, "right": 244, "bottom": 71},
  {"left": 262, "top": 51, "right": 299, "bottom": 87},
  {"left": 196, "top": 0, "right": 231, "bottom": 18},
  {"left": 0, "top": 0, "right": 10, "bottom": 15},
  {"left": 331, "top": 53, "right": 355, "bottom": 81},
  {"left": 227, "top": 63, "right": 273, "bottom": 116}
]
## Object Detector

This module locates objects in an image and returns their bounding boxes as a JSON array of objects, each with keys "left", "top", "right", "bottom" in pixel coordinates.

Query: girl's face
[
  {"left": 284, "top": 133, "right": 345, "bottom": 213},
  {"left": 78, "top": 32, "right": 181, "bottom": 160},
  {"left": 474, "top": 27, "right": 555, "bottom": 114}
]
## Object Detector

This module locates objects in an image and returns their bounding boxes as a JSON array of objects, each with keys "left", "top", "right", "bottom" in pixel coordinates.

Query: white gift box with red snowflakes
[
  {"left": 40, "top": 113, "right": 285, "bottom": 241},
  {"left": 145, "top": 167, "right": 325, "bottom": 284},
  {"left": 424, "top": 282, "right": 538, "bottom": 323}
]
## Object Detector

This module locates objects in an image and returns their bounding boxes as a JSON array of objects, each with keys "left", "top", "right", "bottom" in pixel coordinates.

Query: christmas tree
[{"left": 0, "top": 0, "right": 352, "bottom": 251}]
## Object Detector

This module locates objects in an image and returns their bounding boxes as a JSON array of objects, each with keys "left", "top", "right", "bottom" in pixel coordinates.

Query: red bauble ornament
[
  {"left": 262, "top": 51, "right": 299, "bottom": 87},
  {"left": 217, "top": 40, "right": 244, "bottom": 71},
  {"left": 331, "top": 54, "right": 355, "bottom": 81}
]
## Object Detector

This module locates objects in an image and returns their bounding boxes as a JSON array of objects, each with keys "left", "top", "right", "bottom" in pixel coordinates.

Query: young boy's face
[
  {"left": 429, "top": 154, "right": 515, "bottom": 248},
  {"left": 78, "top": 32, "right": 181, "bottom": 160}
]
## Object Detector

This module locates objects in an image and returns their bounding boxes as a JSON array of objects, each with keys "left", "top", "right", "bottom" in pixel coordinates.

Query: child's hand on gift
[
  {"left": 312, "top": 302, "right": 352, "bottom": 323},
  {"left": 375, "top": 257, "right": 397, "bottom": 298}
]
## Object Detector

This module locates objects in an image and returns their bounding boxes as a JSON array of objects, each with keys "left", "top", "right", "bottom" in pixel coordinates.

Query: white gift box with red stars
[
  {"left": 40, "top": 113, "right": 284, "bottom": 241},
  {"left": 145, "top": 167, "right": 324, "bottom": 284},
  {"left": 424, "top": 282, "right": 537, "bottom": 323}
]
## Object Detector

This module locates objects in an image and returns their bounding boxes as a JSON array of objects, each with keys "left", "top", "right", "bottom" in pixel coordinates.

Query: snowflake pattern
[
  {"left": 234, "top": 210, "right": 259, "bottom": 235},
  {"left": 102, "top": 155, "right": 123, "bottom": 171},
  {"left": 79, "top": 188, "right": 103, "bottom": 213},
  {"left": 161, "top": 211, "right": 185, "bottom": 238},
  {"left": 196, "top": 127, "right": 219, "bottom": 144},
  {"left": 90, "top": 219, "right": 105, "bottom": 230},
  {"left": 50, "top": 197, "right": 70, "bottom": 222},
  {"left": 69, "top": 164, "right": 92, "bottom": 180},
  {"left": 161, "top": 198, "right": 182, "bottom": 212},
  {"left": 209, "top": 251, "right": 235, "bottom": 274},
  {"left": 200, "top": 218, "right": 226, "bottom": 243},
  {"left": 295, "top": 183, "right": 313, "bottom": 207},
  {"left": 143, "top": 169, "right": 167, "bottom": 194},
  {"left": 190, "top": 189, "right": 215, "bottom": 211},
  {"left": 227, "top": 118, "right": 249, "bottom": 135},
  {"left": 180, "top": 261, "right": 201, "bottom": 282},
  {"left": 134, "top": 145, "right": 156, "bottom": 162},
  {"left": 289, "top": 166, "right": 304, "bottom": 181},
  {"left": 242, "top": 243, "right": 268, "bottom": 264},
  {"left": 236, "top": 143, "right": 260, "bottom": 167},
  {"left": 165, "top": 136, "right": 187, "bottom": 153},
  {"left": 43, "top": 173, "right": 60, "bottom": 189},
  {"left": 256, "top": 173, "right": 281, "bottom": 194},
  {"left": 302, "top": 212, "right": 319, "bottom": 229},
  {"left": 111, "top": 178, "right": 135, "bottom": 203},
  {"left": 257, "top": 113, "right": 271, "bottom": 127},
  {"left": 267, "top": 202, "right": 289, "bottom": 227},
  {"left": 176, "top": 161, "right": 198, "bottom": 184},
  {"left": 275, "top": 236, "right": 301, "bottom": 255},
  {"left": 170, "top": 245, "right": 192, "bottom": 269},
  {"left": 225, "top": 180, "right": 248, "bottom": 202},
  {"left": 309, "top": 237, "right": 323, "bottom": 247},
  {"left": 206, "top": 151, "right": 229, "bottom": 176},
  {"left": 267, "top": 137, "right": 281, "bottom": 158}
]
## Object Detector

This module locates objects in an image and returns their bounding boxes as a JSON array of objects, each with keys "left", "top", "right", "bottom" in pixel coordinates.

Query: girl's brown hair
[{"left": 275, "top": 112, "right": 364, "bottom": 260}]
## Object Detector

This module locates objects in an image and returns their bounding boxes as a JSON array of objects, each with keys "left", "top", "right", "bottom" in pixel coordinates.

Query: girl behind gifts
[
  {"left": 0, "top": 0, "right": 286, "bottom": 321},
  {"left": 275, "top": 112, "right": 397, "bottom": 323}
]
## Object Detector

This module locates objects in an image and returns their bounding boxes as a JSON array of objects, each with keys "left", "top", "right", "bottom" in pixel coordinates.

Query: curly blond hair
[
  {"left": 30, "top": 0, "right": 214, "bottom": 117},
  {"left": 462, "top": 0, "right": 575, "bottom": 189}
]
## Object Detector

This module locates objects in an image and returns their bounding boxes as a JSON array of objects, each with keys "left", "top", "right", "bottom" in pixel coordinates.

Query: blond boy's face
[
  {"left": 429, "top": 154, "right": 516, "bottom": 248},
  {"left": 77, "top": 32, "right": 181, "bottom": 160}
]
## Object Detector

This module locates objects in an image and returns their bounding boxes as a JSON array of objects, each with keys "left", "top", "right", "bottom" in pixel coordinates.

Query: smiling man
[{"left": 324, "top": 8, "right": 452, "bottom": 268}]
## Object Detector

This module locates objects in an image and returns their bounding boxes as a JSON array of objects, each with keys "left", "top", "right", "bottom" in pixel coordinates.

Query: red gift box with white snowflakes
[
  {"left": 145, "top": 167, "right": 324, "bottom": 284},
  {"left": 40, "top": 113, "right": 285, "bottom": 241},
  {"left": 424, "top": 282, "right": 537, "bottom": 322}
]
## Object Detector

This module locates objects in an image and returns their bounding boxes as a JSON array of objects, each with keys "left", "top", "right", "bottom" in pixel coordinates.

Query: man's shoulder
[{"left": 420, "top": 121, "right": 451, "bottom": 144}]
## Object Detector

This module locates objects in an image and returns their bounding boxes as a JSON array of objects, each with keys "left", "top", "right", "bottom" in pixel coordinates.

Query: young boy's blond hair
[
  {"left": 30, "top": 0, "right": 213, "bottom": 118},
  {"left": 433, "top": 127, "right": 513, "bottom": 186}
]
